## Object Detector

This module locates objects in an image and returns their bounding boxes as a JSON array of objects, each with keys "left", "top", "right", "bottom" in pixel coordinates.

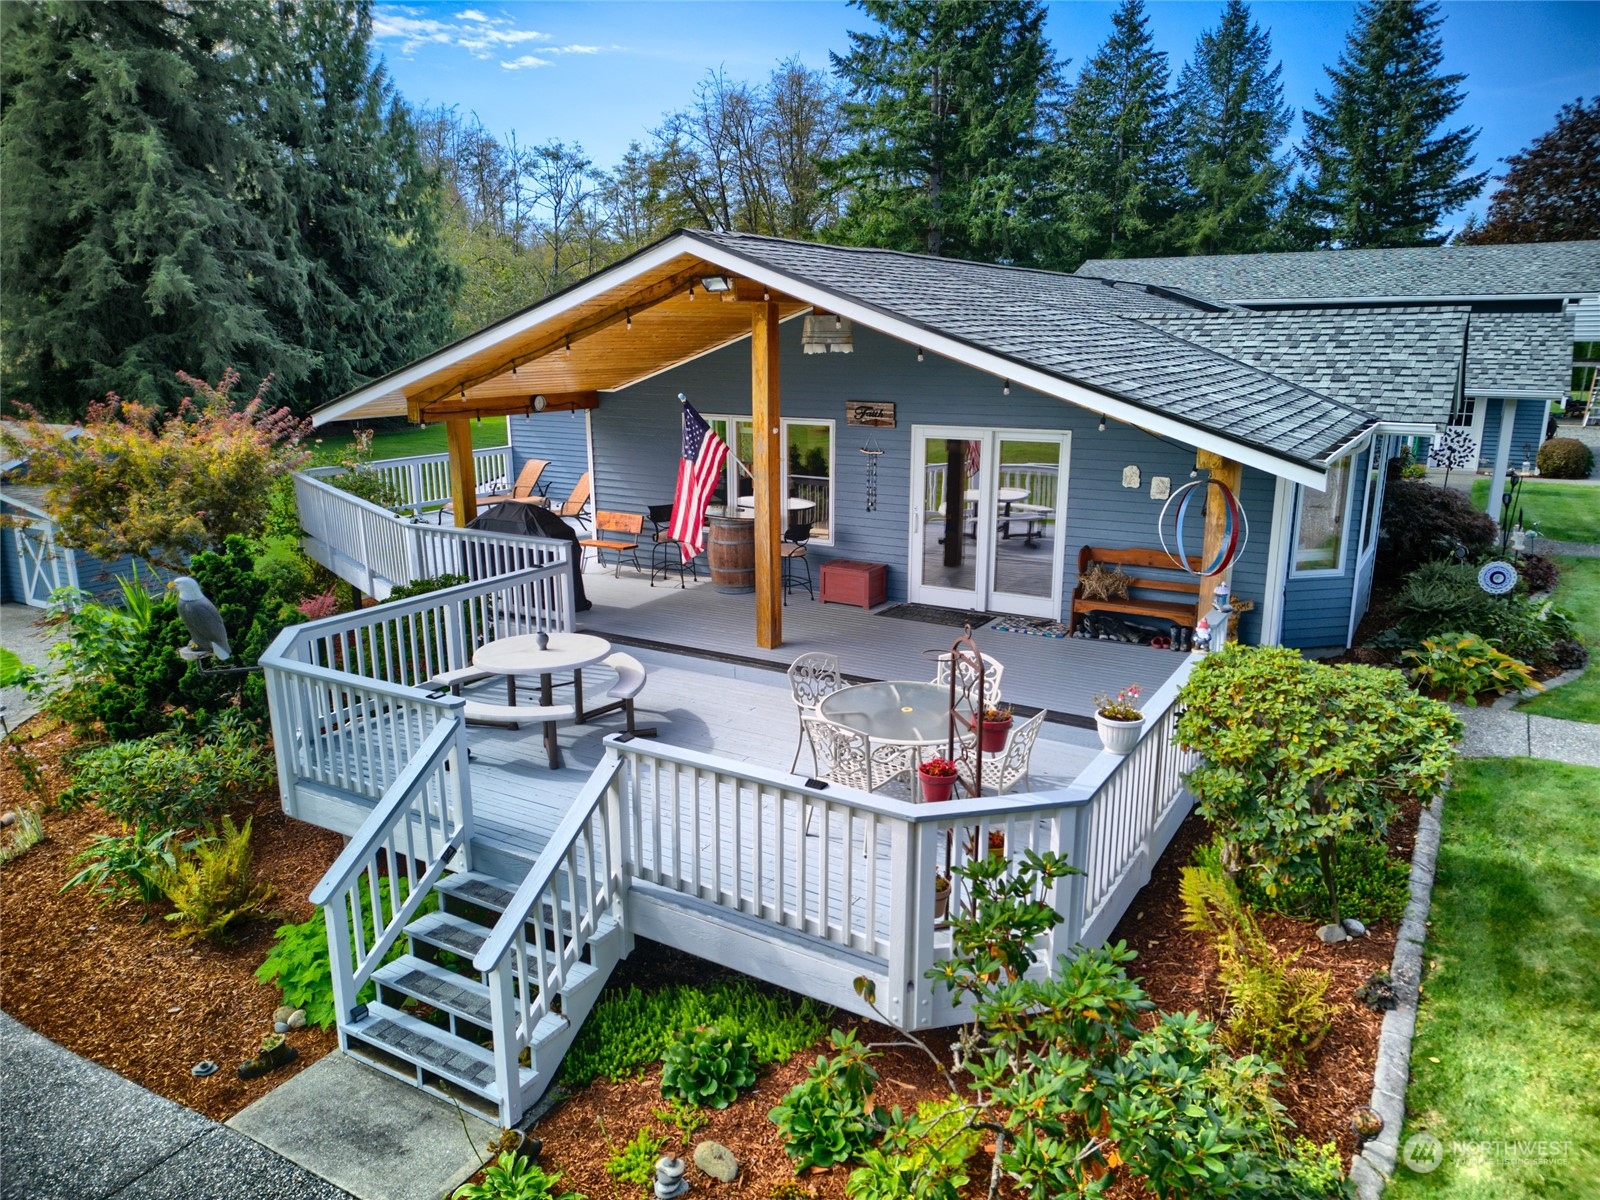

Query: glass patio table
[{"left": 817, "top": 681, "right": 952, "bottom": 750}]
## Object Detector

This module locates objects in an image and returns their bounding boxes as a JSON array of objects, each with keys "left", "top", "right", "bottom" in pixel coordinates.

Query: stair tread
[
  {"left": 346, "top": 1003, "right": 531, "bottom": 1099},
  {"left": 406, "top": 910, "right": 489, "bottom": 958},
  {"left": 373, "top": 955, "right": 493, "bottom": 1025},
  {"left": 435, "top": 870, "right": 520, "bottom": 913}
]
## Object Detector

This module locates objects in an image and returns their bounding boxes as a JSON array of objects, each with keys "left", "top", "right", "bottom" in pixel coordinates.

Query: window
[
  {"left": 1359, "top": 442, "right": 1384, "bottom": 557},
  {"left": 1293, "top": 455, "right": 1353, "bottom": 574},
  {"left": 703, "top": 416, "right": 834, "bottom": 545}
]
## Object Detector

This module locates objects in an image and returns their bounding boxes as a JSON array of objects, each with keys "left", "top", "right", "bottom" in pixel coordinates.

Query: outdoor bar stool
[
  {"left": 781, "top": 520, "right": 814, "bottom": 602},
  {"left": 647, "top": 503, "right": 697, "bottom": 588}
]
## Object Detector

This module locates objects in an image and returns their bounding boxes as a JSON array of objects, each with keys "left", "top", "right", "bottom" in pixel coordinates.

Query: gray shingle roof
[
  {"left": 1076, "top": 241, "right": 1600, "bottom": 302},
  {"left": 692, "top": 231, "right": 1375, "bottom": 469},
  {"left": 1140, "top": 308, "right": 1466, "bottom": 426},
  {"left": 1465, "top": 311, "right": 1575, "bottom": 397}
]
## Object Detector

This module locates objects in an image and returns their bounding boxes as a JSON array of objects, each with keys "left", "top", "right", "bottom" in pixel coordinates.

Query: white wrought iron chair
[
  {"left": 956, "top": 708, "right": 1046, "bottom": 796},
  {"left": 930, "top": 651, "right": 1004, "bottom": 709},
  {"left": 788, "top": 652, "right": 844, "bottom": 772},
  {"left": 801, "top": 716, "right": 915, "bottom": 794}
]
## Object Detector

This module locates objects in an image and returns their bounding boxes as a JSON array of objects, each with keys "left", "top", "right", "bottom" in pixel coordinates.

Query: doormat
[
  {"left": 876, "top": 603, "right": 995, "bottom": 628},
  {"left": 987, "top": 615, "right": 1075, "bottom": 639}
]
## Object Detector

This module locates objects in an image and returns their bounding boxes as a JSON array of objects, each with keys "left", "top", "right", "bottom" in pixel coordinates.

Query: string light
[
  {"left": 688, "top": 282, "right": 695, "bottom": 300},
  {"left": 1002, "top": 380, "right": 1010, "bottom": 396},
  {"left": 625, "top": 309, "right": 632, "bottom": 330},
  {"left": 564, "top": 337, "right": 571, "bottom": 355},
  {"left": 916, "top": 348, "right": 924, "bottom": 362},
  {"left": 1098, "top": 415, "right": 1107, "bottom": 432}
]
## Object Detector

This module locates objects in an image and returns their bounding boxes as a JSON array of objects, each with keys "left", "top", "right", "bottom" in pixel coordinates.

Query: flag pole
[{"left": 681, "top": 392, "right": 753, "bottom": 479}]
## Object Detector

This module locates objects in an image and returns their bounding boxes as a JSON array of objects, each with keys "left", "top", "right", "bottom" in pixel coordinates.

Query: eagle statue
[{"left": 169, "top": 576, "right": 232, "bottom": 661}]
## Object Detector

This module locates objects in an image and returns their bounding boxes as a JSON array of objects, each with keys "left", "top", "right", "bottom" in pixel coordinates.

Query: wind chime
[{"left": 859, "top": 436, "right": 884, "bottom": 511}]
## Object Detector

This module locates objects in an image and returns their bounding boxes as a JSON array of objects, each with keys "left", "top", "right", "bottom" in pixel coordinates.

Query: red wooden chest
[{"left": 819, "top": 560, "right": 888, "bottom": 609}]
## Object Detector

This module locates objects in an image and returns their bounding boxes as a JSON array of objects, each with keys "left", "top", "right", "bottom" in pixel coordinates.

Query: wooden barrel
[{"left": 707, "top": 516, "right": 755, "bottom": 594}]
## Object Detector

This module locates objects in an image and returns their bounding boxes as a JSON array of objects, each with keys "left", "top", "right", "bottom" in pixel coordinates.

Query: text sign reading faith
[{"left": 846, "top": 401, "right": 896, "bottom": 428}]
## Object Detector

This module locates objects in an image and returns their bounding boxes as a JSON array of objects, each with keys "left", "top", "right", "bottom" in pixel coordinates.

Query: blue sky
[{"left": 374, "top": 1, "right": 1600, "bottom": 225}]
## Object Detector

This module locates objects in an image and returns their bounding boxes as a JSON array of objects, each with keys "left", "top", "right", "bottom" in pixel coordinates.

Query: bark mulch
[{"left": 0, "top": 718, "right": 345, "bottom": 1122}]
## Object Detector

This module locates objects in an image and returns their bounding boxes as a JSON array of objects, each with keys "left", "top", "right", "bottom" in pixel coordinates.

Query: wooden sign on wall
[{"left": 846, "top": 400, "right": 896, "bottom": 428}]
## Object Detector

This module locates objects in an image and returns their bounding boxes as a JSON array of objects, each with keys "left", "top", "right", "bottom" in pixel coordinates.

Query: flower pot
[
  {"left": 933, "top": 879, "right": 950, "bottom": 921},
  {"left": 918, "top": 767, "right": 958, "bottom": 803},
  {"left": 987, "top": 831, "right": 1006, "bottom": 859},
  {"left": 979, "top": 716, "right": 1012, "bottom": 753},
  {"left": 1095, "top": 712, "right": 1145, "bottom": 754}
]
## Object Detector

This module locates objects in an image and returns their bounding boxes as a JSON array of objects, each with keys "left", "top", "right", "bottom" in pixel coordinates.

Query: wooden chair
[
  {"left": 554, "top": 471, "right": 593, "bottom": 523},
  {"left": 956, "top": 709, "right": 1046, "bottom": 796},
  {"left": 787, "top": 652, "right": 844, "bottom": 772},
  {"left": 578, "top": 511, "right": 644, "bottom": 576}
]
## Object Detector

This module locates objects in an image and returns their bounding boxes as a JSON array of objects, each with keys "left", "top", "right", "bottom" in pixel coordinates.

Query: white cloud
[
  {"left": 457, "top": 9, "right": 489, "bottom": 21},
  {"left": 373, "top": 7, "right": 552, "bottom": 57},
  {"left": 500, "top": 54, "right": 553, "bottom": 71},
  {"left": 548, "top": 44, "right": 603, "bottom": 55}
]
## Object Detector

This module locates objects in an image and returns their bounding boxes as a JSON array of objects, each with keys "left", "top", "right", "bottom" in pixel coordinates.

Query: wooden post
[
  {"left": 445, "top": 418, "right": 477, "bottom": 528},
  {"left": 1195, "top": 450, "right": 1243, "bottom": 615},
  {"left": 752, "top": 301, "right": 782, "bottom": 649}
]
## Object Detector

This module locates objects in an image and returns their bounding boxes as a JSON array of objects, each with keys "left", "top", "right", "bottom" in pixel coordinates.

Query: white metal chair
[
  {"left": 801, "top": 716, "right": 914, "bottom": 793},
  {"left": 956, "top": 708, "right": 1046, "bottom": 796},
  {"left": 590, "top": 652, "right": 657, "bottom": 737},
  {"left": 787, "top": 652, "right": 844, "bottom": 772},
  {"left": 931, "top": 651, "right": 1004, "bottom": 708}
]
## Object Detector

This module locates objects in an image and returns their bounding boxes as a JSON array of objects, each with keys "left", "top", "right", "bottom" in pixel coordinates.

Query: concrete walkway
[
  {"left": 1453, "top": 704, "right": 1600, "bottom": 767},
  {"left": 0, "top": 1012, "right": 353, "bottom": 1200},
  {"left": 0, "top": 603, "right": 54, "bottom": 728}
]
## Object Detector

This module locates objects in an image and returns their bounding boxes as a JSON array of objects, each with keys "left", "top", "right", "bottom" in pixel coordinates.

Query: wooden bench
[
  {"left": 1069, "top": 546, "right": 1203, "bottom": 630},
  {"left": 578, "top": 511, "right": 644, "bottom": 576}
]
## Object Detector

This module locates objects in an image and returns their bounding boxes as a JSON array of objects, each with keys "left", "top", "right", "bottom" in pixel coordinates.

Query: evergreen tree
[
  {"left": 1173, "top": 0, "right": 1292, "bottom": 255},
  {"left": 1057, "top": 0, "right": 1182, "bottom": 265},
  {"left": 1287, "top": 0, "right": 1486, "bottom": 248},
  {"left": 270, "top": 0, "right": 458, "bottom": 404},
  {"left": 1457, "top": 97, "right": 1600, "bottom": 245},
  {"left": 0, "top": 1, "right": 313, "bottom": 416},
  {"left": 828, "top": 0, "right": 1063, "bottom": 263}
]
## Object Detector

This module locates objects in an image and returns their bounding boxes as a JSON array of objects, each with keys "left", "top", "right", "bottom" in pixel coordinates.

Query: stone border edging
[{"left": 1348, "top": 792, "right": 1444, "bottom": 1198}]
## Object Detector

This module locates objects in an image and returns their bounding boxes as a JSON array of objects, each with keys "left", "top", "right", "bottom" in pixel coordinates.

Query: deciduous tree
[{"left": 1457, "top": 97, "right": 1600, "bottom": 245}]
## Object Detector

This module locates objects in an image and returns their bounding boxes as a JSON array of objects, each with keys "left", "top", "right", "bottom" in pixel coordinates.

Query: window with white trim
[
  {"left": 1293, "top": 455, "right": 1353, "bottom": 574},
  {"left": 704, "top": 416, "right": 835, "bottom": 545}
]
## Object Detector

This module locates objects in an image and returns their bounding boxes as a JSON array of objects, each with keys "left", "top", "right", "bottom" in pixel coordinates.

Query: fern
[{"left": 159, "top": 815, "right": 276, "bottom": 942}]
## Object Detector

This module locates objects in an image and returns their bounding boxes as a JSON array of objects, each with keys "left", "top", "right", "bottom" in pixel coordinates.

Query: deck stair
[{"left": 338, "top": 868, "right": 622, "bottom": 1123}]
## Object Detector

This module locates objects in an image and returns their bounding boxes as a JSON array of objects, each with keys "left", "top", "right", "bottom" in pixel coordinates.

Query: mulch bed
[{"left": 0, "top": 717, "right": 345, "bottom": 1122}]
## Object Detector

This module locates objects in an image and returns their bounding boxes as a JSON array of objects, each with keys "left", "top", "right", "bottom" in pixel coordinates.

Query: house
[{"left": 1077, "top": 240, "right": 1599, "bottom": 520}]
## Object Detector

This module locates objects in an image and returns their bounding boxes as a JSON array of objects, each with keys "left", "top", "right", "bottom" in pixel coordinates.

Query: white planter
[{"left": 1095, "top": 712, "right": 1146, "bottom": 754}]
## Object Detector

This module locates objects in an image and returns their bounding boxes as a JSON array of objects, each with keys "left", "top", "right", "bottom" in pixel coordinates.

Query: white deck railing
[
  {"left": 304, "top": 445, "right": 512, "bottom": 519},
  {"left": 924, "top": 462, "right": 1059, "bottom": 517},
  {"left": 294, "top": 470, "right": 568, "bottom": 598},
  {"left": 309, "top": 717, "right": 476, "bottom": 1028}
]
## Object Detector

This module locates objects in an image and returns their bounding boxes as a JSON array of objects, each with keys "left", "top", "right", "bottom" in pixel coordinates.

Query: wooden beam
[
  {"left": 721, "top": 279, "right": 786, "bottom": 303},
  {"left": 1196, "top": 449, "right": 1243, "bottom": 618},
  {"left": 751, "top": 300, "right": 782, "bottom": 650},
  {"left": 412, "top": 391, "right": 599, "bottom": 425},
  {"left": 409, "top": 265, "right": 707, "bottom": 409},
  {"left": 446, "top": 418, "right": 478, "bottom": 528}
]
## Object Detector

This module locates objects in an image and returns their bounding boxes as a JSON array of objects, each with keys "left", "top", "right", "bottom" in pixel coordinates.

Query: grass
[
  {"left": 1386, "top": 759, "right": 1600, "bottom": 1200},
  {"left": 1469, "top": 479, "right": 1600, "bottom": 544},
  {"left": 1517, "top": 556, "right": 1600, "bottom": 723},
  {"left": 309, "top": 418, "right": 509, "bottom": 466}
]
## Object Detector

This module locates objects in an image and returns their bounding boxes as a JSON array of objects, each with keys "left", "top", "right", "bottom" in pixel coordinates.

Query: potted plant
[
  {"left": 987, "top": 829, "right": 1006, "bottom": 859},
  {"left": 238, "top": 1032, "right": 298, "bottom": 1080},
  {"left": 1092, "top": 685, "right": 1144, "bottom": 754},
  {"left": 933, "top": 872, "right": 951, "bottom": 920},
  {"left": 978, "top": 704, "right": 1013, "bottom": 752},
  {"left": 917, "top": 756, "right": 959, "bottom": 802}
]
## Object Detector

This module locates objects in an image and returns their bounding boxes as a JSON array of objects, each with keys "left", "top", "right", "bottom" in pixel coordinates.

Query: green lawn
[
  {"left": 1517, "top": 556, "right": 1600, "bottom": 723},
  {"left": 309, "top": 418, "right": 509, "bottom": 466},
  {"left": 1386, "top": 758, "right": 1600, "bottom": 1200},
  {"left": 1469, "top": 479, "right": 1600, "bottom": 544}
]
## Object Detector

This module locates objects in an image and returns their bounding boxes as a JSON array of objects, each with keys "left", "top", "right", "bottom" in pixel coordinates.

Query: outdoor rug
[
  {"left": 876, "top": 603, "right": 996, "bottom": 628},
  {"left": 986, "top": 615, "right": 1076, "bottom": 639}
]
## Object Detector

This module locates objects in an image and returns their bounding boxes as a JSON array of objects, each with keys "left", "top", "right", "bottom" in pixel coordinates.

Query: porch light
[
  {"left": 801, "top": 314, "right": 853, "bottom": 354},
  {"left": 699, "top": 274, "right": 733, "bottom": 293}
]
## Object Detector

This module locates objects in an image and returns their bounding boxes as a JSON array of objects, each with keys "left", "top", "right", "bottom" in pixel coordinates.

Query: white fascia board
[
  {"left": 1373, "top": 421, "right": 1439, "bottom": 436},
  {"left": 1465, "top": 388, "right": 1568, "bottom": 401},
  {"left": 689, "top": 242, "right": 1334, "bottom": 488},
  {"left": 311, "top": 237, "right": 706, "bottom": 427}
]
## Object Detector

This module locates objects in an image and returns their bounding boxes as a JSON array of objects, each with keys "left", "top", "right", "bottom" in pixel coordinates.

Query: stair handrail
[{"left": 310, "top": 715, "right": 476, "bottom": 1017}]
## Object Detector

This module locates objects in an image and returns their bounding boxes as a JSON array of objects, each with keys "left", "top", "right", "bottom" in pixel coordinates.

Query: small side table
[{"left": 819, "top": 560, "right": 888, "bottom": 609}]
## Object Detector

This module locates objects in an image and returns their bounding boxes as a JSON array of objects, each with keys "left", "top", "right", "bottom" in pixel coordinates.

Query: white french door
[{"left": 908, "top": 427, "right": 1070, "bottom": 619}]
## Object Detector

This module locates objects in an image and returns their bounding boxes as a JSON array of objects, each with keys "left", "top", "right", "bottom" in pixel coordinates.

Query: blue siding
[
  {"left": 589, "top": 320, "right": 1274, "bottom": 643},
  {"left": 0, "top": 511, "right": 25, "bottom": 604},
  {"left": 1479, "top": 397, "right": 1556, "bottom": 472},
  {"left": 1280, "top": 446, "right": 1370, "bottom": 649},
  {"left": 507, "top": 411, "right": 591, "bottom": 506}
]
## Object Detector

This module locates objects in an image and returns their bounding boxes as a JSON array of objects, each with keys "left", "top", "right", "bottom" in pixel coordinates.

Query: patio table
[
  {"left": 817, "top": 680, "right": 953, "bottom": 767},
  {"left": 735, "top": 496, "right": 817, "bottom": 515},
  {"left": 472, "top": 632, "right": 612, "bottom": 768}
]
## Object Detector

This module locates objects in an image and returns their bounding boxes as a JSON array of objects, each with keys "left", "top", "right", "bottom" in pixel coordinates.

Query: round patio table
[
  {"left": 473, "top": 632, "right": 612, "bottom": 768},
  {"left": 817, "top": 681, "right": 951, "bottom": 750}
]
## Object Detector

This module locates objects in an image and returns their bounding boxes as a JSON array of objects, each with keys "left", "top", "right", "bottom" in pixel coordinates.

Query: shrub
[
  {"left": 158, "top": 815, "right": 276, "bottom": 942},
  {"left": 62, "top": 826, "right": 211, "bottom": 907},
  {"left": 61, "top": 716, "right": 274, "bottom": 827},
  {"left": 452, "top": 1153, "right": 582, "bottom": 1200},
  {"left": 1377, "top": 479, "right": 1497, "bottom": 573},
  {"left": 1177, "top": 646, "right": 1459, "bottom": 925},
  {"left": 769, "top": 1030, "right": 882, "bottom": 1169},
  {"left": 1181, "top": 860, "right": 1332, "bottom": 1065},
  {"left": 652, "top": 1098, "right": 709, "bottom": 1148},
  {"left": 1518, "top": 553, "right": 1561, "bottom": 594},
  {"left": 330, "top": 429, "right": 406, "bottom": 511},
  {"left": 1536, "top": 437, "right": 1594, "bottom": 479},
  {"left": 605, "top": 1128, "right": 666, "bottom": 1193},
  {"left": 1405, "top": 633, "right": 1541, "bottom": 704},
  {"left": 1235, "top": 834, "right": 1411, "bottom": 925},
  {"left": 659, "top": 1025, "right": 757, "bottom": 1109},
  {"left": 1389, "top": 562, "right": 1577, "bottom": 667},
  {"left": 845, "top": 1099, "right": 979, "bottom": 1200}
]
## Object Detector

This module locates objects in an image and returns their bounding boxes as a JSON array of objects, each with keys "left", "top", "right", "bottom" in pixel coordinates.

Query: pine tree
[
  {"left": 1172, "top": 0, "right": 1292, "bottom": 256},
  {"left": 828, "top": 0, "right": 1063, "bottom": 264},
  {"left": 0, "top": 1, "right": 314, "bottom": 416},
  {"left": 1287, "top": 0, "right": 1486, "bottom": 248},
  {"left": 1457, "top": 97, "right": 1600, "bottom": 245},
  {"left": 1057, "top": 0, "right": 1183, "bottom": 265}
]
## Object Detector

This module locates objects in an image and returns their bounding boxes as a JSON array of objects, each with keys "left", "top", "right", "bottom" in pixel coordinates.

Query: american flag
[{"left": 668, "top": 400, "right": 729, "bottom": 562}]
